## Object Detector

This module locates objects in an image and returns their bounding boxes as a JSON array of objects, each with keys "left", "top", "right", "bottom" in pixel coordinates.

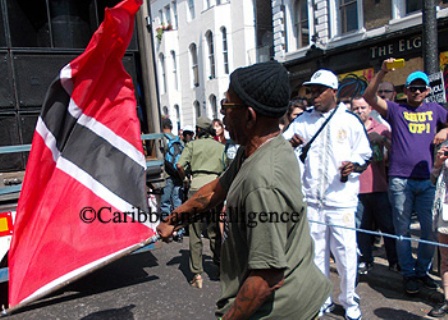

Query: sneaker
[
  {"left": 357, "top": 262, "right": 373, "bottom": 275},
  {"left": 417, "top": 274, "right": 438, "bottom": 290},
  {"left": 428, "top": 300, "right": 448, "bottom": 318},
  {"left": 403, "top": 277, "right": 420, "bottom": 294},
  {"left": 318, "top": 302, "right": 335, "bottom": 317}
]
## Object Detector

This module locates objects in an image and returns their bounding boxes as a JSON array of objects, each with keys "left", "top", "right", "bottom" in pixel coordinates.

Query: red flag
[{"left": 8, "top": 0, "right": 154, "bottom": 310}]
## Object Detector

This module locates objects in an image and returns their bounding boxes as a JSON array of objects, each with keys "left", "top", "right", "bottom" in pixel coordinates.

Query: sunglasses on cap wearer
[
  {"left": 220, "top": 99, "right": 246, "bottom": 115},
  {"left": 407, "top": 86, "right": 429, "bottom": 93}
]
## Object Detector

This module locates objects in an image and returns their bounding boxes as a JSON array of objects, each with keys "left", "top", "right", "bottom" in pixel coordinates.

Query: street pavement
[{"left": 1, "top": 233, "right": 446, "bottom": 320}]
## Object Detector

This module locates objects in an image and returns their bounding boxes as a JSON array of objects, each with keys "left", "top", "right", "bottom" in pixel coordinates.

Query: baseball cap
[
  {"left": 303, "top": 69, "right": 338, "bottom": 89},
  {"left": 183, "top": 125, "right": 194, "bottom": 133},
  {"left": 405, "top": 71, "right": 429, "bottom": 87}
]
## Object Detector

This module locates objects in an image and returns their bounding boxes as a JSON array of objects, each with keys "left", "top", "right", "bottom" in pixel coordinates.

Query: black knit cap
[{"left": 230, "top": 60, "right": 290, "bottom": 118}]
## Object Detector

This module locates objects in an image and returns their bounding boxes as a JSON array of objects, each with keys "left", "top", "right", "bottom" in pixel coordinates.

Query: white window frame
[
  {"left": 172, "top": 0, "right": 178, "bottom": 29},
  {"left": 329, "top": 0, "right": 363, "bottom": 38},
  {"left": 164, "top": 5, "right": 171, "bottom": 26},
  {"left": 174, "top": 104, "right": 181, "bottom": 130},
  {"left": 188, "top": 0, "right": 195, "bottom": 21},
  {"left": 171, "top": 50, "right": 178, "bottom": 91},
  {"left": 293, "top": 0, "right": 310, "bottom": 49},
  {"left": 221, "top": 27, "right": 229, "bottom": 74},
  {"left": 206, "top": 30, "right": 216, "bottom": 79},
  {"left": 159, "top": 53, "right": 167, "bottom": 94},
  {"left": 190, "top": 43, "right": 199, "bottom": 87},
  {"left": 194, "top": 100, "right": 201, "bottom": 118}
]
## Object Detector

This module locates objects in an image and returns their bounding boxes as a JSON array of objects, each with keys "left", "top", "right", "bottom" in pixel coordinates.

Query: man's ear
[{"left": 246, "top": 107, "right": 257, "bottom": 129}]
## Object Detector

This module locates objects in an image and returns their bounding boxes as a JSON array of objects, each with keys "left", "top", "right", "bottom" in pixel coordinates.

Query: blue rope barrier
[{"left": 308, "top": 219, "right": 448, "bottom": 249}]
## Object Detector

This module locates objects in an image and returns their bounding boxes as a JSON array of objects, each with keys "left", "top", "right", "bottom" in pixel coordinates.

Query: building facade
[
  {"left": 273, "top": 0, "right": 448, "bottom": 100},
  {"left": 150, "top": 0, "right": 273, "bottom": 132}
]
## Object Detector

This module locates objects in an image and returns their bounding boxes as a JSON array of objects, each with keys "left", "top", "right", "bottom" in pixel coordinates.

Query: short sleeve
[
  {"left": 244, "top": 188, "right": 289, "bottom": 270},
  {"left": 178, "top": 142, "right": 193, "bottom": 168},
  {"left": 282, "top": 121, "right": 296, "bottom": 140},
  {"left": 219, "top": 146, "right": 244, "bottom": 192}
]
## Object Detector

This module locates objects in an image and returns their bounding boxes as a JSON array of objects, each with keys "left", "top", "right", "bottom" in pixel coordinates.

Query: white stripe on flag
[
  {"left": 59, "top": 65, "right": 146, "bottom": 169},
  {"left": 35, "top": 117, "right": 61, "bottom": 162},
  {"left": 36, "top": 120, "right": 154, "bottom": 229}
]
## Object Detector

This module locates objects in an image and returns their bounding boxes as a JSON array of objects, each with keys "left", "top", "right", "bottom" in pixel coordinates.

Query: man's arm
[
  {"left": 157, "top": 178, "right": 226, "bottom": 239},
  {"left": 363, "top": 59, "right": 394, "bottom": 118},
  {"left": 176, "top": 163, "right": 186, "bottom": 181},
  {"left": 222, "top": 269, "right": 284, "bottom": 320}
]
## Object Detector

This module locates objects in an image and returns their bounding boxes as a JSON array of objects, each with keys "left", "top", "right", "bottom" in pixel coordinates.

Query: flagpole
[{"left": 2, "top": 235, "right": 160, "bottom": 317}]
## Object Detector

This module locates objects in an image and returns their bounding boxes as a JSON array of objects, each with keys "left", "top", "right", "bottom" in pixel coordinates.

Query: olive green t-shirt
[
  {"left": 178, "top": 137, "right": 225, "bottom": 191},
  {"left": 217, "top": 134, "right": 331, "bottom": 319}
]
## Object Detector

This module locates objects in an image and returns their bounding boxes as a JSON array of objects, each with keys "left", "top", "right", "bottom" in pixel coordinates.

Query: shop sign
[{"left": 370, "top": 36, "right": 422, "bottom": 59}]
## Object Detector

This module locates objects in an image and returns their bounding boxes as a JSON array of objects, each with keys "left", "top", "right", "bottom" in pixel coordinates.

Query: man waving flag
[{"left": 7, "top": 0, "right": 156, "bottom": 311}]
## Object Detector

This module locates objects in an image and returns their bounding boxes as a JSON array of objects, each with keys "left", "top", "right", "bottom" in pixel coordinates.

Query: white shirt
[{"left": 283, "top": 103, "right": 372, "bottom": 208}]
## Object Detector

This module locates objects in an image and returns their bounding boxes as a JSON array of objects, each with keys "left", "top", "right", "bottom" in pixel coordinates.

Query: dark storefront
[
  {"left": 285, "top": 17, "right": 448, "bottom": 104},
  {"left": 0, "top": 0, "right": 143, "bottom": 171}
]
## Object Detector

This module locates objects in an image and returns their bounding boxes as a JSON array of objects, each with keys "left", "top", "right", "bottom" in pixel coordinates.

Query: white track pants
[{"left": 307, "top": 204, "right": 361, "bottom": 319}]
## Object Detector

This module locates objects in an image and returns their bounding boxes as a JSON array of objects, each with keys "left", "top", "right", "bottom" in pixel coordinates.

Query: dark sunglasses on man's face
[
  {"left": 378, "top": 90, "right": 393, "bottom": 94},
  {"left": 220, "top": 99, "right": 246, "bottom": 115},
  {"left": 407, "top": 86, "right": 428, "bottom": 93}
]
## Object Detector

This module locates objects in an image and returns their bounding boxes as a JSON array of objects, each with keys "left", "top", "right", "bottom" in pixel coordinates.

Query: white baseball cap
[
  {"left": 183, "top": 125, "right": 194, "bottom": 133},
  {"left": 303, "top": 69, "right": 338, "bottom": 89}
]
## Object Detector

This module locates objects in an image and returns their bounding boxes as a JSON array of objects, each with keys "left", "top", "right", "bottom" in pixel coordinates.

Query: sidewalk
[{"left": 322, "top": 242, "right": 443, "bottom": 319}]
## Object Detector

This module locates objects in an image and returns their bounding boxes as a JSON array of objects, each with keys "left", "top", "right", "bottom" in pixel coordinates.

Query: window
[
  {"left": 206, "top": 31, "right": 215, "bottom": 79},
  {"left": 162, "top": 106, "right": 169, "bottom": 116},
  {"left": 210, "top": 95, "right": 218, "bottom": 119},
  {"left": 172, "top": 1, "right": 178, "bottom": 29},
  {"left": 159, "top": 9, "right": 164, "bottom": 24},
  {"left": 206, "top": 0, "right": 211, "bottom": 9},
  {"left": 159, "top": 53, "right": 167, "bottom": 93},
  {"left": 339, "top": 0, "right": 358, "bottom": 34},
  {"left": 406, "top": 0, "right": 422, "bottom": 14},
  {"left": 174, "top": 104, "right": 180, "bottom": 130},
  {"left": 171, "top": 51, "right": 178, "bottom": 90},
  {"left": 188, "top": 0, "right": 195, "bottom": 21},
  {"left": 294, "top": 0, "right": 309, "bottom": 48},
  {"left": 194, "top": 100, "right": 201, "bottom": 118},
  {"left": 164, "top": 5, "right": 171, "bottom": 26},
  {"left": 190, "top": 43, "right": 199, "bottom": 87},
  {"left": 221, "top": 27, "right": 229, "bottom": 74}
]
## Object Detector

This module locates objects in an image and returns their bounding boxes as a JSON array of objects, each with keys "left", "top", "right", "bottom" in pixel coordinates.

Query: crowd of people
[{"left": 154, "top": 58, "right": 448, "bottom": 319}]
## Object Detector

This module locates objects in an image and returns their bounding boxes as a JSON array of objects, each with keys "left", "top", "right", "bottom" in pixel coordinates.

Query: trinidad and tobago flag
[{"left": 7, "top": 0, "right": 157, "bottom": 310}]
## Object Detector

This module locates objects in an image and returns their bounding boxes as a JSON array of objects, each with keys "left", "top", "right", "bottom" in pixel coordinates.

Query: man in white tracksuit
[{"left": 284, "top": 70, "right": 372, "bottom": 320}]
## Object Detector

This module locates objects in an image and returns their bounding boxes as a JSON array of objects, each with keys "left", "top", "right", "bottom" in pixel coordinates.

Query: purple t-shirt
[{"left": 386, "top": 100, "right": 448, "bottom": 179}]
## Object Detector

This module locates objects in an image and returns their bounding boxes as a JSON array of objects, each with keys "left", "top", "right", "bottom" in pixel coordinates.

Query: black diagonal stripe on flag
[
  {"left": 40, "top": 76, "right": 146, "bottom": 210},
  {"left": 40, "top": 77, "right": 77, "bottom": 152},
  {"left": 61, "top": 123, "right": 147, "bottom": 209},
  {"left": 8, "top": 0, "right": 154, "bottom": 311}
]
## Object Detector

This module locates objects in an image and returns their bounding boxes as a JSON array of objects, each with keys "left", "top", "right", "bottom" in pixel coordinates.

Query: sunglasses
[
  {"left": 378, "top": 90, "right": 393, "bottom": 94},
  {"left": 220, "top": 99, "right": 246, "bottom": 115},
  {"left": 407, "top": 86, "right": 428, "bottom": 93}
]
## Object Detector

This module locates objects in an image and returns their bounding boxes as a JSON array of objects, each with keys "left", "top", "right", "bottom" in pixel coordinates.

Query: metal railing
[{"left": 0, "top": 133, "right": 166, "bottom": 197}]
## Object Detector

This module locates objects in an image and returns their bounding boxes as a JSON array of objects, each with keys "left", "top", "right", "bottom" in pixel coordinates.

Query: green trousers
[{"left": 188, "top": 212, "right": 221, "bottom": 275}]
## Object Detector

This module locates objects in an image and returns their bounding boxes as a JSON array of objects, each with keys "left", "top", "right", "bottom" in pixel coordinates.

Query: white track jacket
[{"left": 283, "top": 103, "right": 372, "bottom": 208}]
